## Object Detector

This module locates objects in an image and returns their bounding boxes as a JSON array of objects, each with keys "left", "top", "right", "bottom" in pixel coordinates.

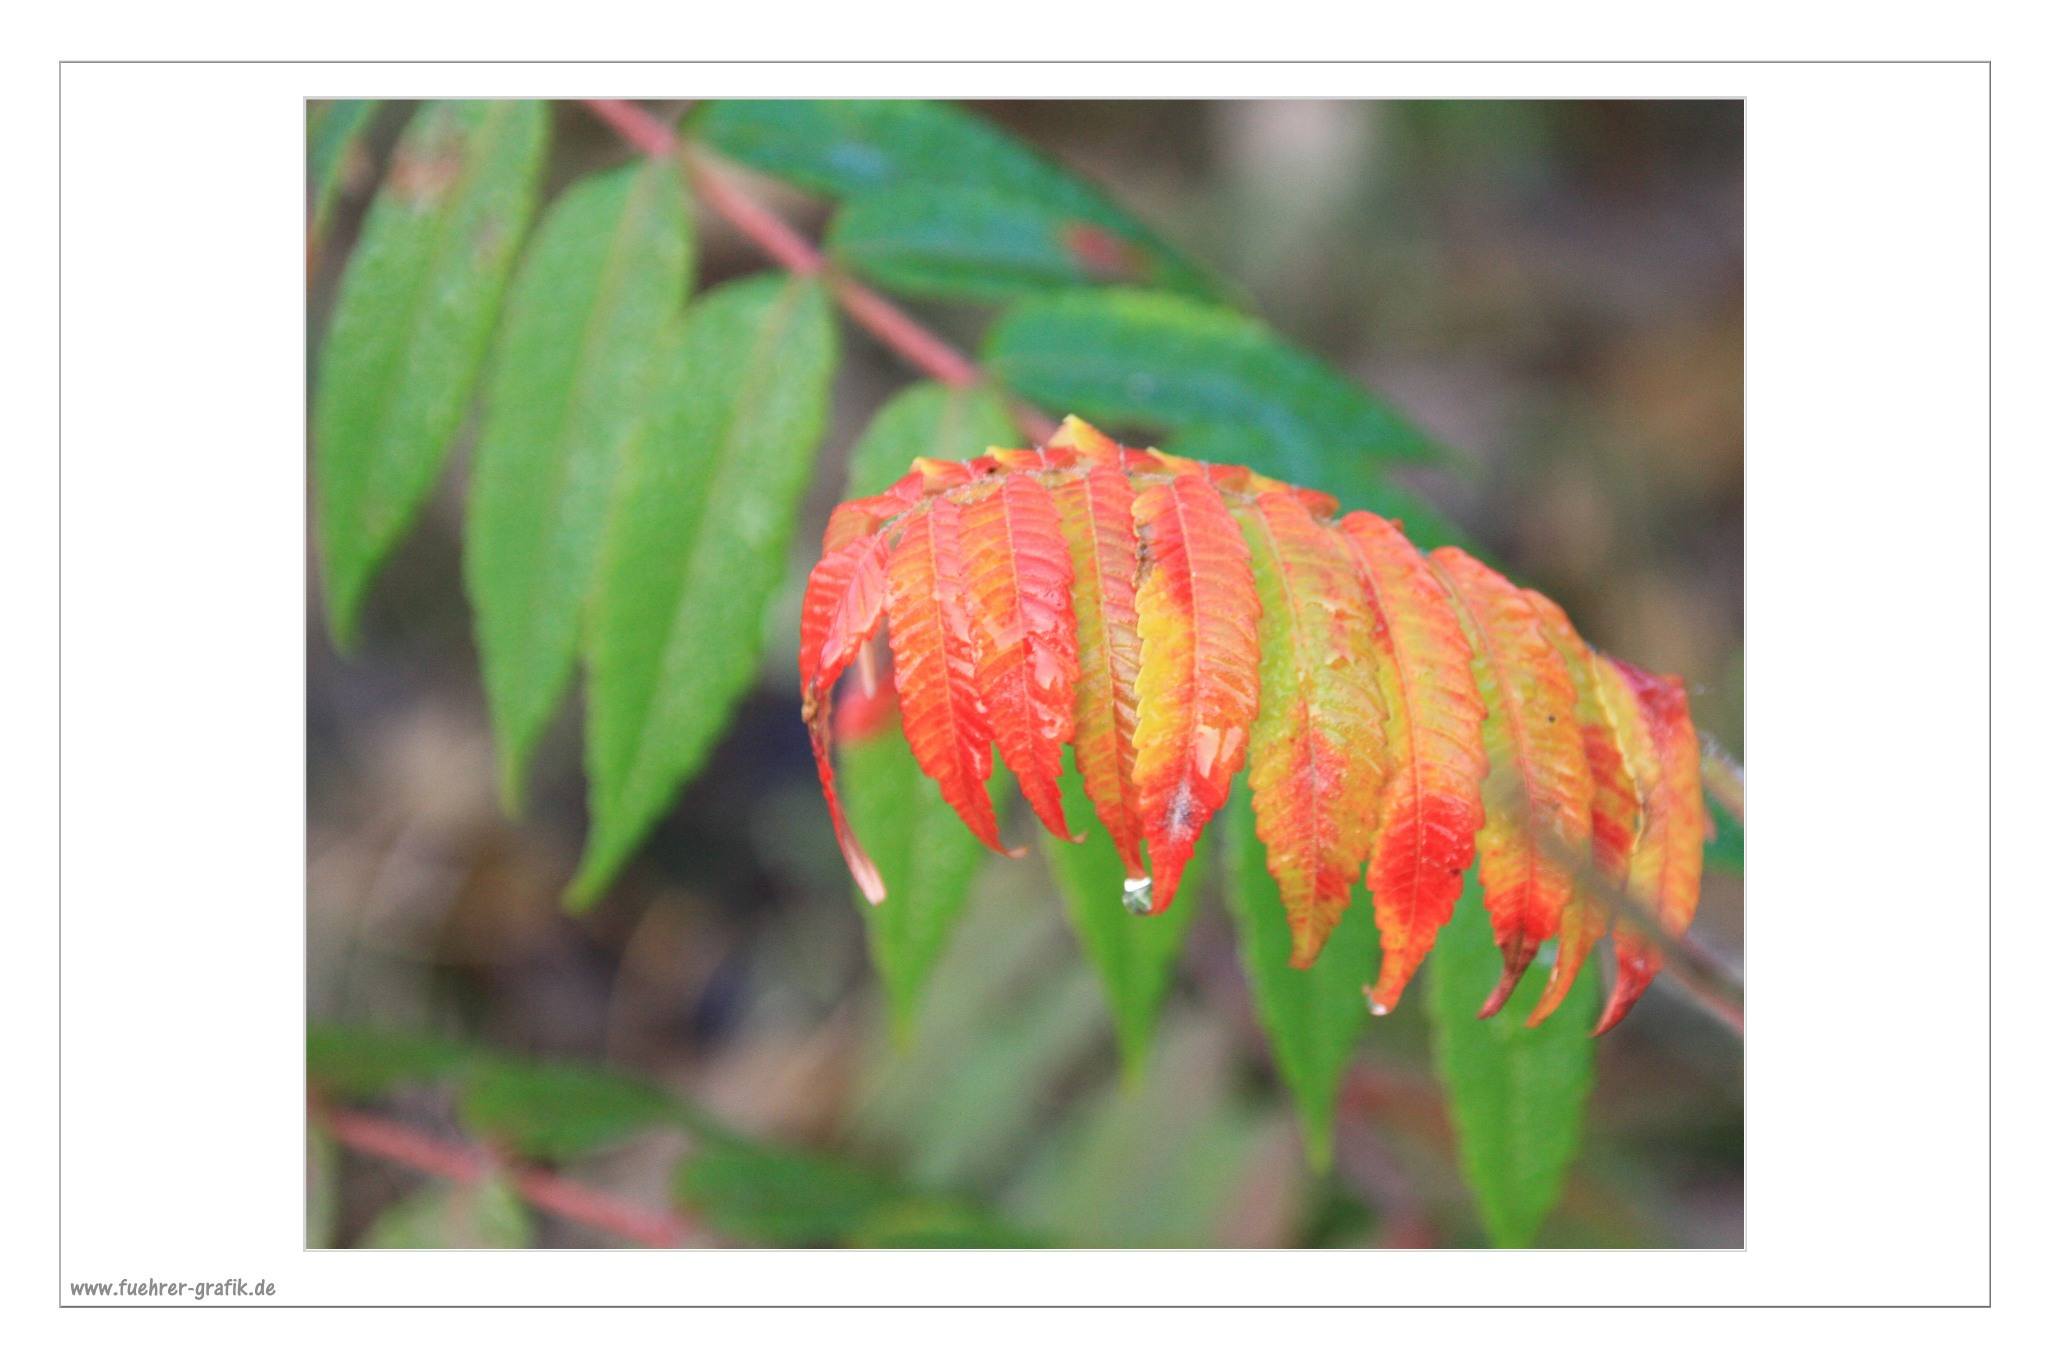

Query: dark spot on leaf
[
  {"left": 1062, "top": 222, "right": 1147, "bottom": 283},
  {"left": 390, "top": 127, "right": 467, "bottom": 207}
]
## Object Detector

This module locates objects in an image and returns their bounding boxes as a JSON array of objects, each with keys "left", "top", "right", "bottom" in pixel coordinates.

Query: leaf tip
[{"left": 1476, "top": 937, "right": 1539, "bottom": 1019}]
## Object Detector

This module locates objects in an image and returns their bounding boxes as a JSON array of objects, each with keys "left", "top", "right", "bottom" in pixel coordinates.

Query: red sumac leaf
[
  {"left": 1594, "top": 659, "right": 1706, "bottom": 1035},
  {"left": 1521, "top": 589, "right": 1643, "bottom": 1027},
  {"left": 887, "top": 497, "right": 1012, "bottom": 857},
  {"left": 956, "top": 476, "right": 1080, "bottom": 840},
  {"left": 1051, "top": 464, "right": 1147, "bottom": 876},
  {"left": 799, "top": 531, "right": 894, "bottom": 903},
  {"left": 1237, "top": 491, "right": 1388, "bottom": 966},
  {"left": 796, "top": 414, "right": 1714, "bottom": 1033},
  {"left": 1339, "top": 512, "right": 1486, "bottom": 1015},
  {"left": 1130, "top": 474, "right": 1261, "bottom": 917},
  {"left": 1430, "top": 547, "right": 1594, "bottom": 1019}
]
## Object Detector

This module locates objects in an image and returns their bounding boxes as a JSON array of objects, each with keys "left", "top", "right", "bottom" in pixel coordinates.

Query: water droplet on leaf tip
[{"left": 1121, "top": 876, "right": 1153, "bottom": 915}]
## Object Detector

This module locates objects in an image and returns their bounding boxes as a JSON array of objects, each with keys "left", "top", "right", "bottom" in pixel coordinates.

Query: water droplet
[
  {"left": 1121, "top": 876, "right": 1153, "bottom": 915},
  {"left": 1363, "top": 987, "right": 1390, "bottom": 1017}
]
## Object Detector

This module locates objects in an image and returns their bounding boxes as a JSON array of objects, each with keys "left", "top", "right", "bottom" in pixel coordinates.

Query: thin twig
[
  {"left": 1700, "top": 737, "right": 1746, "bottom": 827},
  {"left": 582, "top": 98, "right": 1055, "bottom": 442},
  {"left": 314, "top": 1103, "right": 697, "bottom": 1248}
]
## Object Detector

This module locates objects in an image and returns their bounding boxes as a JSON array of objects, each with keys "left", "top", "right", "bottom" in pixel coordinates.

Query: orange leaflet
[
  {"left": 1130, "top": 474, "right": 1261, "bottom": 918},
  {"left": 1521, "top": 589, "right": 1644, "bottom": 1027},
  {"left": 1431, "top": 548, "right": 1594, "bottom": 1018},
  {"left": 1339, "top": 512, "right": 1487, "bottom": 1014},
  {"left": 886, "top": 497, "right": 1012, "bottom": 857},
  {"left": 1048, "top": 414, "right": 1119, "bottom": 462},
  {"left": 798, "top": 531, "right": 894, "bottom": 903},
  {"left": 1237, "top": 491, "right": 1389, "bottom": 966},
  {"left": 1594, "top": 658, "right": 1706, "bottom": 1035},
  {"left": 956, "top": 476, "right": 1080, "bottom": 840},
  {"left": 1051, "top": 464, "right": 1147, "bottom": 876}
]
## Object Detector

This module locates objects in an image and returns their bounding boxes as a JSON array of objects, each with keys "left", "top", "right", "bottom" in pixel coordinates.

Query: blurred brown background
[{"left": 308, "top": 100, "right": 1741, "bottom": 1248}]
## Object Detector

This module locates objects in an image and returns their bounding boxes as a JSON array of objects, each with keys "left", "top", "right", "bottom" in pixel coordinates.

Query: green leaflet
[
  {"left": 1223, "top": 797, "right": 1379, "bottom": 1173},
  {"left": 834, "top": 383, "right": 1018, "bottom": 1028},
  {"left": 465, "top": 159, "right": 694, "bottom": 816},
  {"left": 306, "top": 99, "right": 378, "bottom": 241},
  {"left": 841, "top": 725, "right": 1013, "bottom": 1039},
  {"left": 1046, "top": 765, "right": 1199, "bottom": 1080},
  {"left": 1173, "top": 420, "right": 1472, "bottom": 552},
  {"left": 844, "top": 381, "right": 1017, "bottom": 501},
  {"left": 458, "top": 1058, "right": 683, "bottom": 1162},
  {"left": 306, "top": 1025, "right": 474, "bottom": 1101},
  {"left": 849, "top": 891, "right": 1106, "bottom": 1195},
  {"left": 674, "top": 1138, "right": 1044, "bottom": 1248},
  {"left": 692, "top": 99, "right": 1219, "bottom": 299},
  {"left": 362, "top": 1175, "right": 534, "bottom": 1249},
  {"left": 1425, "top": 875, "right": 1598, "bottom": 1247},
  {"left": 985, "top": 289, "right": 1443, "bottom": 495},
  {"left": 827, "top": 183, "right": 1167, "bottom": 303},
  {"left": 569, "top": 273, "right": 834, "bottom": 905},
  {"left": 1012, "top": 1019, "right": 1280, "bottom": 1248},
  {"left": 306, "top": 1130, "right": 340, "bottom": 1249},
  {"left": 313, "top": 99, "right": 546, "bottom": 650}
]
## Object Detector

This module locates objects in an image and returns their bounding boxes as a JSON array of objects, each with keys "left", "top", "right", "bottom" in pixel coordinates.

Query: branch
[
  {"left": 583, "top": 99, "right": 1055, "bottom": 443},
  {"left": 314, "top": 1103, "right": 698, "bottom": 1248}
]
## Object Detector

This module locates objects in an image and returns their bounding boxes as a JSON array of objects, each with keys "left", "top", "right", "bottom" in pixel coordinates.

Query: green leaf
[
  {"left": 1425, "top": 876, "right": 1598, "bottom": 1247},
  {"left": 673, "top": 1140, "right": 901, "bottom": 1246},
  {"left": 457, "top": 1058, "right": 681, "bottom": 1162},
  {"left": 1014, "top": 1019, "right": 1280, "bottom": 1247},
  {"left": 307, "top": 1025, "right": 473, "bottom": 1101},
  {"left": 832, "top": 382, "right": 1018, "bottom": 1026},
  {"left": 674, "top": 1137, "right": 1043, "bottom": 1248},
  {"left": 986, "top": 289, "right": 1443, "bottom": 503},
  {"left": 313, "top": 99, "right": 546, "bottom": 650},
  {"left": 362, "top": 1174, "right": 534, "bottom": 1248},
  {"left": 692, "top": 99, "right": 1219, "bottom": 299},
  {"left": 306, "top": 1130, "right": 341, "bottom": 1249},
  {"left": 465, "top": 158, "right": 694, "bottom": 815},
  {"left": 1222, "top": 798, "right": 1379, "bottom": 1172},
  {"left": 1704, "top": 787, "right": 1744, "bottom": 875},
  {"left": 843, "top": 381, "right": 1017, "bottom": 500},
  {"left": 828, "top": 184, "right": 1168, "bottom": 303},
  {"left": 1046, "top": 765, "right": 1199, "bottom": 1079},
  {"left": 569, "top": 272, "right": 834, "bottom": 905},
  {"left": 307, "top": 99, "right": 378, "bottom": 239},
  {"left": 1172, "top": 420, "right": 1472, "bottom": 550},
  {"left": 840, "top": 725, "right": 1013, "bottom": 1037},
  {"left": 850, "top": 1199, "right": 1049, "bottom": 1249}
]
